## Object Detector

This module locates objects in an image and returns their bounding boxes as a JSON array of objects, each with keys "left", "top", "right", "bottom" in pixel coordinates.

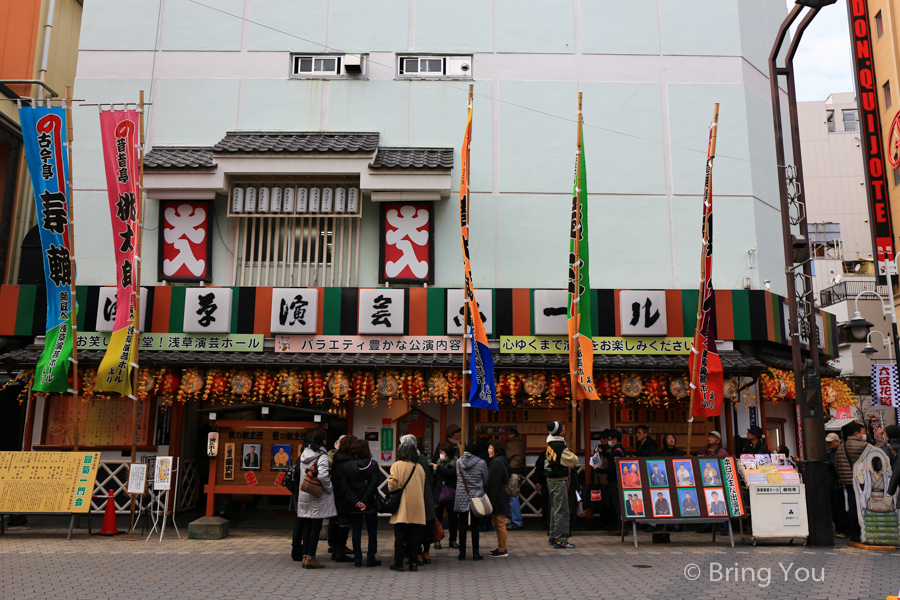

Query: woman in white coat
[{"left": 295, "top": 429, "right": 337, "bottom": 569}]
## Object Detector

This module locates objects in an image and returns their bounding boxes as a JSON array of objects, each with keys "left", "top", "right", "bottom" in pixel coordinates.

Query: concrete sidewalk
[{"left": 1, "top": 524, "right": 897, "bottom": 599}]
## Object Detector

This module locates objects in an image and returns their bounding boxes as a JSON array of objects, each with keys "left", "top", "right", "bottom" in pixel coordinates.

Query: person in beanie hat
[
  {"left": 540, "top": 421, "right": 578, "bottom": 549},
  {"left": 746, "top": 426, "right": 768, "bottom": 454},
  {"left": 434, "top": 424, "right": 464, "bottom": 463}
]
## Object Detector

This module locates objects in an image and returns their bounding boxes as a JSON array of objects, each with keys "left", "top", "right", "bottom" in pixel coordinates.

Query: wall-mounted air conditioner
[{"left": 344, "top": 54, "right": 363, "bottom": 74}]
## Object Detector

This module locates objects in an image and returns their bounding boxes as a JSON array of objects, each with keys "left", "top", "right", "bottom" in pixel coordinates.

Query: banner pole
[
  {"left": 686, "top": 103, "right": 719, "bottom": 456},
  {"left": 65, "top": 85, "right": 81, "bottom": 452},
  {"left": 126, "top": 90, "right": 147, "bottom": 540},
  {"left": 569, "top": 92, "right": 583, "bottom": 451},
  {"left": 460, "top": 84, "right": 474, "bottom": 443},
  {"left": 131, "top": 90, "right": 146, "bottom": 465}
]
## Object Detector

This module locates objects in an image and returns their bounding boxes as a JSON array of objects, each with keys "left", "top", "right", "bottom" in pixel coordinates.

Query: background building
[
  {"left": 0, "top": 0, "right": 83, "bottom": 452},
  {"left": 0, "top": 0, "right": 854, "bottom": 514}
]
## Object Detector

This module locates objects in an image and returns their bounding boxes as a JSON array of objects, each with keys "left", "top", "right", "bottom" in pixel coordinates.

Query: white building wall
[
  {"left": 71, "top": 0, "right": 791, "bottom": 294},
  {"left": 798, "top": 94, "right": 873, "bottom": 295}
]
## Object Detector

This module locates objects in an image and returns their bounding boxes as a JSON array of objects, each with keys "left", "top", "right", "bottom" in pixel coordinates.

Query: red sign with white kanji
[
  {"left": 380, "top": 203, "right": 433, "bottom": 284},
  {"left": 159, "top": 200, "right": 212, "bottom": 282},
  {"left": 872, "top": 364, "right": 899, "bottom": 407}
]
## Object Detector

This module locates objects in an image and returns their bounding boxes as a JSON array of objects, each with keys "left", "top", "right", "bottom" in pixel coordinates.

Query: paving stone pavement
[{"left": 1, "top": 526, "right": 898, "bottom": 600}]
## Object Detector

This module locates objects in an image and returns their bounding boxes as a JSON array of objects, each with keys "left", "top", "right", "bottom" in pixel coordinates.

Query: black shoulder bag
[{"left": 382, "top": 463, "right": 418, "bottom": 514}]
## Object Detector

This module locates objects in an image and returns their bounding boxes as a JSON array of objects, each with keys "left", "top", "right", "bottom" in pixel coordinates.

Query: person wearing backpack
[
  {"left": 294, "top": 430, "right": 336, "bottom": 569},
  {"left": 333, "top": 437, "right": 385, "bottom": 567},
  {"left": 386, "top": 442, "right": 426, "bottom": 572},
  {"left": 541, "top": 421, "right": 578, "bottom": 549},
  {"left": 486, "top": 440, "right": 512, "bottom": 557}
]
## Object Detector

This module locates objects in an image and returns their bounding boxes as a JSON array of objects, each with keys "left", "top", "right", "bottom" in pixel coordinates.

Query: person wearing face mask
[
  {"left": 432, "top": 443, "right": 458, "bottom": 550},
  {"left": 835, "top": 422, "right": 872, "bottom": 542}
]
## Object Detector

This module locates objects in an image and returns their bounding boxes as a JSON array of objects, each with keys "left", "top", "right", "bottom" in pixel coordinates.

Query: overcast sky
[{"left": 788, "top": 0, "right": 855, "bottom": 102}]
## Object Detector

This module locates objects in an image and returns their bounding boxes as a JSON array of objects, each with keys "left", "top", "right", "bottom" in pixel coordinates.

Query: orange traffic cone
[{"left": 93, "top": 488, "right": 123, "bottom": 536}]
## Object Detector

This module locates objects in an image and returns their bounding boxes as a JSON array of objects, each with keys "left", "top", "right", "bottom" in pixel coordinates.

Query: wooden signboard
[
  {"left": 126, "top": 463, "right": 147, "bottom": 495},
  {"left": 204, "top": 421, "right": 316, "bottom": 517},
  {"left": 615, "top": 456, "right": 745, "bottom": 521},
  {"left": 40, "top": 396, "right": 154, "bottom": 449},
  {"left": 0, "top": 451, "right": 101, "bottom": 513}
]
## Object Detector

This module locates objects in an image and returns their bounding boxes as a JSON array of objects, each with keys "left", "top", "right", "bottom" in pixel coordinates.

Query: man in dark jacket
[
  {"left": 835, "top": 422, "right": 871, "bottom": 542},
  {"left": 595, "top": 429, "right": 626, "bottom": 535},
  {"left": 540, "top": 421, "right": 578, "bottom": 549},
  {"left": 825, "top": 432, "right": 848, "bottom": 537},
  {"left": 486, "top": 441, "right": 511, "bottom": 557},
  {"left": 882, "top": 425, "right": 900, "bottom": 497},
  {"left": 328, "top": 445, "right": 356, "bottom": 563},
  {"left": 634, "top": 426, "right": 658, "bottom": 457},
  {"left": 505, "top": 428, "right": 526, "bottom": 529},
  {"left": 506, "top": 427, "right": 525, "bottom": 529},
  {"left": 746, "top": 426, "right": 769, "bottom": 454}
]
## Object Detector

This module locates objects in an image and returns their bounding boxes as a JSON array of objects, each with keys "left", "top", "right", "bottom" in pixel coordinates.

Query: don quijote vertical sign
[
  {"left": 379, "top": 202, "right": 434, "bottom": 284},
  {"left": 848, "top": 0, "right": 896, "bottom": 281}
]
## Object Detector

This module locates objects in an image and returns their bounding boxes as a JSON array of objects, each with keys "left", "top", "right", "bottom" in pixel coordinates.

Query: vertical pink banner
[{"left": 95, "top": 110, "right": 140, "bottom": 394}]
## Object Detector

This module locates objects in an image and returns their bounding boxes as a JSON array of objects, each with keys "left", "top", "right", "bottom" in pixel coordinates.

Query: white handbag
[{"left": 459, "top": 464, "right": 492, "bottom": 517}]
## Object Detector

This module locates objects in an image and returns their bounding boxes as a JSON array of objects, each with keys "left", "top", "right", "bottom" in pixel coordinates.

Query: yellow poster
[{"left": 0, "top": 452, "right": 101, "bottom": 513}]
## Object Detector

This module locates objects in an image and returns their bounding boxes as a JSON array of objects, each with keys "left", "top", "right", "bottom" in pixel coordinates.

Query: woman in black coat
[
  {"left": 333, "top": 437, "right": 385, "bottom": 567},
  {"left": 328, "top": 435, "right": 357, "bottom": 563},
  {"left": 486, "top": 441, "right": 511, "bottom": 557},
  {"left": 433, "top": 443, "right": 459, "bottom": 549}
]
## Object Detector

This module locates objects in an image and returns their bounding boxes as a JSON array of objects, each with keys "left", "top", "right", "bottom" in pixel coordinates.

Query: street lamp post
[
  {"left": 769, "top": 0, "right": 838, "bottom": 547},
  {"left": 842, "top": 275, "right": 900, "bottom": 423}
]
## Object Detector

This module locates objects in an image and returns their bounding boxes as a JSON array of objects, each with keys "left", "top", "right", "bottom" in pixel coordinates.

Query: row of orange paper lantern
[
  {"left": 128, "top": 367, "right": 468, "bottom": 409},
  {"left": 593, "top": 372, "right": 747, "bottom": 407}
]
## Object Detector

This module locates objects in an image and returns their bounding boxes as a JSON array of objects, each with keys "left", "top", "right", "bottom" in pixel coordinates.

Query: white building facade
[{"left": 67, "top": 0, "right": 793, "bottom": 294}]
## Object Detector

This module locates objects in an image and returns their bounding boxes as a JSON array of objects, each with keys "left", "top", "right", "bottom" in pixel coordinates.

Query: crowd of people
[
  {"left": 288, "top": 423, "right": 526, "bottom": 571},
  {"left": 286, "top": 418, "right": 900, "bottom": 568}
]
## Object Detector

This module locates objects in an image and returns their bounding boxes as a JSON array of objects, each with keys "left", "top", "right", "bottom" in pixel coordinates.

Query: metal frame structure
[{"left": 768, "top": 0, "right": 837, "bottom": 547}]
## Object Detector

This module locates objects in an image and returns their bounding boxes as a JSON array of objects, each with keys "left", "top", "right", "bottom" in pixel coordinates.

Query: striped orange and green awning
[{"left": 0, "top": 285, "right": 839, "bottom": 356}]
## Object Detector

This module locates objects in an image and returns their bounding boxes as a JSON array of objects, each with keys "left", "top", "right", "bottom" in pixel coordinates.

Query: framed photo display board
[{"left": 615, "top": 456, "right": 745, "bottom": 521}]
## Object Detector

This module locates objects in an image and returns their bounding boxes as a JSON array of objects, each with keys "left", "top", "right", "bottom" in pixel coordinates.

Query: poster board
[
  {"left": 0, "top": 452, "right": 100, "bottom": 513},
  {"left": 154, "top": 456, "right": 173, "bottom": 491},
  {"left": 212, "top": 422, "right": 316, "bottom": 489},
  {"left": 126, "top": 463, "right": 147, "bottom": 495},
  {"left": 41, "top": 396, "right": 153, "bottom": 448},
  {"left": 615, "top": 456, "right": 745, "bottom": 521}
]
